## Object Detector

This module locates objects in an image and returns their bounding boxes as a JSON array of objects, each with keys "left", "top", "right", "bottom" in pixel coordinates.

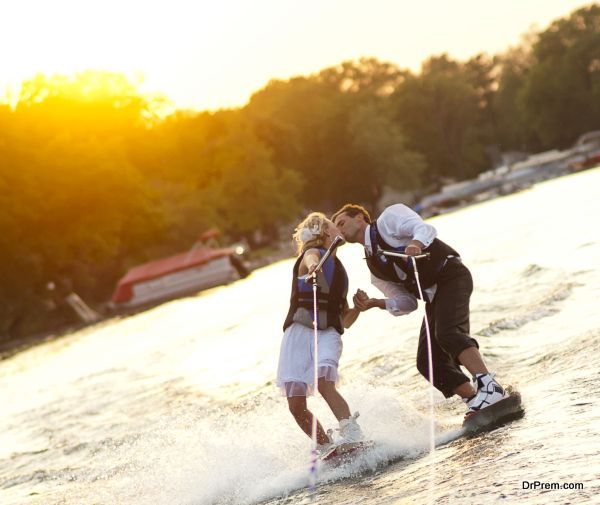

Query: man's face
[
  {"left": 333, "top": 212, "right": 364, "bottom": 243},
  {"left": 325, "top": 220, "right": 342, "bottom": 240}
]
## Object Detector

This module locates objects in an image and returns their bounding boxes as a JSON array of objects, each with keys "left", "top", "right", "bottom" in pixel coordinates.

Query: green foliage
[
  {"left": 393, "top": 54, "right": 501, "bottom": 186},
  {"left": 493, "top": 44, "right": 536, "bottom": 151},
  {"left": 0, "top": 78, "right": 165, "bottom": 336},
  {"left": 246, "top": 59, "right": 423, "bottom": 208},
  {"left": 345, "top": 100, "right": 425, "bottom": 206},
  {"left": 143, "top": 110, "right": 303, "bottom": 247},
  {"left": 518, "top": 4, "right": 600, "bottom": 148}
]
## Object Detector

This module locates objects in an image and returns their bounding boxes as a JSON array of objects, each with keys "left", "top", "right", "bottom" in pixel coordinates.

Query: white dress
[{"left": 276, "top": 322, "right": 343, "bottom": 397}]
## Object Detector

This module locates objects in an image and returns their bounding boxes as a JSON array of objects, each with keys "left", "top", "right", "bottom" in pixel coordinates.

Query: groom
[{"left": 331, "top": 203, "right": 506, "bottom": 417}]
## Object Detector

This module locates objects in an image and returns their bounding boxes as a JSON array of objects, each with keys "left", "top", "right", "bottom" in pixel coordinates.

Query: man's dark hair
[{"left": 331, "top": 204, "right": 371, "bottom": 224}]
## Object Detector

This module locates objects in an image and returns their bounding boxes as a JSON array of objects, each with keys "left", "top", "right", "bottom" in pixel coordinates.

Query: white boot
[
  {"left": 338, "top": 412, "right": 364, "bottom": 443},
  {"left": 464, "top": 372, "right": 508, "bottom": 416}
]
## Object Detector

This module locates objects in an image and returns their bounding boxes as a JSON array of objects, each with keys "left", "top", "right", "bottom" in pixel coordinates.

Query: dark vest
[
  {"left": 283, "top": 249, "right": 348, "bottom": 334},
  {"left": 365, "top": 220, "right": 459, "bottom": 299}
]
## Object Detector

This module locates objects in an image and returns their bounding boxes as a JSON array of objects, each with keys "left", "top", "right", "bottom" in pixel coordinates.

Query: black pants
[{"left": 416, "top": 259, "right": 479, "bottom": 398}]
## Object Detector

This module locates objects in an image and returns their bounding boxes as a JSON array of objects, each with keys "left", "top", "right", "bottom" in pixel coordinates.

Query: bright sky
[{"left": 1, "top": 0, "right": 595, "bottom": 111}]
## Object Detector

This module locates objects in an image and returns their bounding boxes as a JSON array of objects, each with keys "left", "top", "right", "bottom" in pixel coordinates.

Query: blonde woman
[{"left": 276, "top": 212, "right": 363, "bottom": 453}]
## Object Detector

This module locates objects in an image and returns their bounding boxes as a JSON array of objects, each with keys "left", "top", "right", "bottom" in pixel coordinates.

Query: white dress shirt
[{"left": 365, "top": 204, "right": 438, "bottom": 315}]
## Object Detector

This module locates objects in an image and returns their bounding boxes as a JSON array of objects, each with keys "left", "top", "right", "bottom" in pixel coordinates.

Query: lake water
[{"left": 1, "top": 168, "right": 599, "bottom": 504}]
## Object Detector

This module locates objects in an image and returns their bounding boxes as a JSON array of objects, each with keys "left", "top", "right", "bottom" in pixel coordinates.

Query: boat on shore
[
  {"left": 108, "top": 231, "right": 249, "bottom": 312},
  {"left": 417, "top": 148, "right": 574, "bottom": 217}
]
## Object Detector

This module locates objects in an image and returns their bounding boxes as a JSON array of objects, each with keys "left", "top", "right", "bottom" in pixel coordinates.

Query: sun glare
[
  {"left": 1, "top": 0, "right": 594, "bottom": 111},
  {"left": 2, "top": 1, "right": 250, "bottom": 108}
]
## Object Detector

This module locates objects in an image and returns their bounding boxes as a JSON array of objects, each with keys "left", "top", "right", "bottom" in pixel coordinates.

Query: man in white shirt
[{"left": 332, "top": 203, "right": 507, "bottom": 417}]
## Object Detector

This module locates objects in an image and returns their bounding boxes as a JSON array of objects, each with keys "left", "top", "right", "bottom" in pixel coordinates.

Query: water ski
[
  {"left": 462, "top": 391, "right": 524, "bottom": 434},
  {"left": 320, "top": 440, "right": 374, "bottom": 465}
]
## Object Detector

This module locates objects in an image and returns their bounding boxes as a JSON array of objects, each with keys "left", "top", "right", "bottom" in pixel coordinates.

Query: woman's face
[{"left": 324, "top": 220, "right": 341, "bottom": 243}]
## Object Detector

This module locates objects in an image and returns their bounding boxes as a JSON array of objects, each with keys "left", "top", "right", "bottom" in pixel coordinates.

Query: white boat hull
[{"left": 118, "top": 256, "right": 237, "bottom": 309}]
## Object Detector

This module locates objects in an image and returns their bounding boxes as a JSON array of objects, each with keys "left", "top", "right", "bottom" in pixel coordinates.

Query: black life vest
[
  {"left": 283, "top": 248, "right": 348, "bottom": 334},
  {"left": 364, "top": 220, "right": 459, "bottom": 299}
]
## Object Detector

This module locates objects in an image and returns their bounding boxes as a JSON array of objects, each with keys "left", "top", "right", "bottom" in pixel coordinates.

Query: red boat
[{"left": 109, "top": 231, "right": 248, "bottom": 310}]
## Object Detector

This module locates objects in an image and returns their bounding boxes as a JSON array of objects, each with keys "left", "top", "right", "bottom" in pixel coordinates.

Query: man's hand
[{"left": 405, "top": 240, "right": 424, "bottom": 256}]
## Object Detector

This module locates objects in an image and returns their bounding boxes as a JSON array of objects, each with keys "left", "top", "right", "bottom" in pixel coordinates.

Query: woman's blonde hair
[{"left": 292, "top": 212, "right": 331, "bottom": 255}]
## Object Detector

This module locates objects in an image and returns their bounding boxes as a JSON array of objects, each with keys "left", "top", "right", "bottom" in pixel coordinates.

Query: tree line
[{"left": 1, "top": 4, "right": 598, "bottom": 338}]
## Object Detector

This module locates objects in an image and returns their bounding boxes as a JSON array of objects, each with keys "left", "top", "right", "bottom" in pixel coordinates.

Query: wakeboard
[
  {"left": 320, "top": 440, "right": 374, "bottom": 465},
  {"left": 462, "top": 391, "right": 524, "bottom": 434}
]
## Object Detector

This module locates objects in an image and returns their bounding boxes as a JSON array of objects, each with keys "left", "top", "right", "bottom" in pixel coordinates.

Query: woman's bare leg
[
  {"left": 318, "top": 378, "right": 351, "bottom": 421},
  {"left": 287, "top": 396, "right": 330, "bottom": 445}
]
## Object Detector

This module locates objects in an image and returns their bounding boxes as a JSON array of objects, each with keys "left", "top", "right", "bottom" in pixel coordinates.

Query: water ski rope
[
  {"left": 381, "top": 251, "right": 436, "bottom": 456},
  {"left": 308, "top": 266, "right": 319, "bottom": 496},
  {"left": 411, "top": 256, "right": 436, "bottom": 455},
  {"left": 303, "top": 236, "right": 345, "bottom": 497},
  {"left": 382, "top": 250, "right": 436, "bottom": 501}
]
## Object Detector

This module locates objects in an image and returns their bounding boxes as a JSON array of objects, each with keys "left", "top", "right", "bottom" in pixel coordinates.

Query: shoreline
[
  {"left": 0, "top": 324, "right": 83, "bottom": 362},
  {"left": 0, "top": 246, "right": 295, "bottom": 363}
]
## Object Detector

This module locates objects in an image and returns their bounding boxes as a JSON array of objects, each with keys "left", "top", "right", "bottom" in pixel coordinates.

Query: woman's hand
[
  {"left": 352, "top": 289, "right": 368, "bottom": 310},
  {"left": 301, "top": 249, "right": 320, "bottom": 280},
  {"left": 352, "top": 289, "right": 385, "bottom": 311},
  {"left": 344, "top": 289, "right": 385, "bottom": 327}
]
